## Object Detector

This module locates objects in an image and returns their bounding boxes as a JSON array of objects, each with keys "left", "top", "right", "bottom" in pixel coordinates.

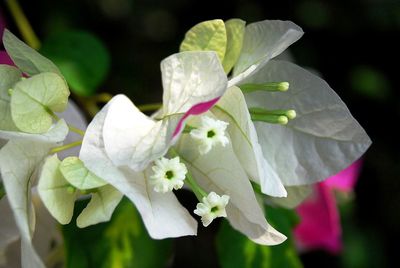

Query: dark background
[{"left": 1, "top": 0, "right": 399, "bottom": 267}]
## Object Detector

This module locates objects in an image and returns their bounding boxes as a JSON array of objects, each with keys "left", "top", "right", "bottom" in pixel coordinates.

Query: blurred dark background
[{"left": 1, "top": 0, "right": 399, "bottom": 267}]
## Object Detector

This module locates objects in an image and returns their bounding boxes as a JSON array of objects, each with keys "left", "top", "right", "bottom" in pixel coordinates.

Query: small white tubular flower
[
  {"left": 194, "top": 192, "right": 230, "bottom": 227},
  {"left": 150, "top": 157, "right": 188, "bottom": 193},
  {"left": 190, "top": 116, "right": 229, "bottom": 155}
]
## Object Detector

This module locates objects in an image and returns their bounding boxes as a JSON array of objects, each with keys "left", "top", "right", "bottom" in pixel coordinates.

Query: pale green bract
[
  {"left": 76, "top": 185, "right": 123, "bottom": 228},
  {"left": 2, "top": 29, "right": 61, "bottom": 76},
  {"left": 60, "top": 156, "right": 107, "bottom": 190},
  {"left": 38, "top": 155, "right": 76, "bottom": 225},
  {"left": 222, "top": 19, "right": 246, "bottom": 74},
  {"left": 180, "top": 19, "right": 227, "bottom": 63},
  {"left": 0, "top": 65, "right": 22, "bottom": 131},
  {"left": 11, "top": 72, "right": 70, "bottom": 134}
]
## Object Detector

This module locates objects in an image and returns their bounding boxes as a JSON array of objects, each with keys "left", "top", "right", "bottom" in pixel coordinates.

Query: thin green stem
[
  {"left": 50, "top": 140, "right": 82, "bottom": 154},
  {"left": 94, "top": 92, "right": 113, "bottom": 103},
  {"left": 51, "top": 111, "right": 85, "bottom": 136},
  {"left": 0, "top": 182, "right": 5, "bottom": 199},
  {"left": 5, "top": 0, "right": 41, "bottom": 49},
  {"left": 169, "top": 148, "right": 206, "bottom": 201},
  {"left": 137, "top": 103, "right": 162, "bottom": 112},
  {"left": 68, "top": 125, "right": 85, "bottom": 136}
]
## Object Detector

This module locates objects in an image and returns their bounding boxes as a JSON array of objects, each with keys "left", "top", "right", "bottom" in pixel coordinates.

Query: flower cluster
[{"left": 0, "top": 18, "right": 371, "bottom": 267}]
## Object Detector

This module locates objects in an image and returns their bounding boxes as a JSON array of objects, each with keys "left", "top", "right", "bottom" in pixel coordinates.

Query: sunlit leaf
[
  {"left": 60, "top": 156, "right": 107, "bottom": 190},
  {"left": 222, "top": 19, "right": 246, "bottom": 73},
  {"left": 11, "top": 72, "right": 70, "bottom": 133},
  {"left": 40, "top": 30, "right": 110, "bottom": 96},
  {"left": 38, "top": 155, "right": 76, "bottom": 225},
  {"left": 180, "top": 19, "right": 227, "bottom": 62},
  {"left": 2, "top": 29, "right": 61, "bottom": 76},
  {"left": 62, "top": 198, "right": 173, "bottom": 268}
]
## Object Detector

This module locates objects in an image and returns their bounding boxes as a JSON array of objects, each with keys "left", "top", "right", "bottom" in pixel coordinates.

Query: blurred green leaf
[
  {"left": 40, "top": 30, "right": 110, "bottom": 96},
  {"left": 216, "top": 207, "right": 302, "bottom": 268},
  {"left": 62, "top": 197, "right": 173, "bottom": 268},
  {"left": 350, "top": 65, "right": 391, "bottom": 100}
]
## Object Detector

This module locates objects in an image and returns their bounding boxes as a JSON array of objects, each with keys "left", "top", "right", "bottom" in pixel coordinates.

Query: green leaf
[
  {"left": 77, "top": 185, "right": 123, "bottom": 228},
  {"left": 40, "top": 30, "right": 110, "bottom": 96},
  {"left": 38, "top": 154, "right": 76, "bottom": 225},
  {"left": 60, "top": 156, "right": 107, "bottom": 190},
  {"left": 216, "top": 207, "right": 302, "bottom": 268},
  {"left": 0, "top": 65, "right": 22, "bottom": 131},
  {"left": 62, "top": 197, "right": 173, "bottom": 268},
  {"left": 180, "top": 19, "right": 227, "bottom": 62},
  {"left": 222, "top": 19, "right": 246, "bottom": 74},
  {"left": 10, "top": 72, "right": 70, "bottom": 133},
  {"left": 2, "top": 29, "right": 61, "bottom": 76}
]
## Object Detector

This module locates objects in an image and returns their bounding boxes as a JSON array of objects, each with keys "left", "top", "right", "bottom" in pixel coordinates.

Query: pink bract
[
  {"left": 172, "top": 97, "right": 220, "bottom": 137},
  {"left": 294, "top": 160, "right": 362, "bottom": 254}
]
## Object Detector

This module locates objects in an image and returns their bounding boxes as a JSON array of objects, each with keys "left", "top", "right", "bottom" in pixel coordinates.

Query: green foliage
[
  {"left": 350, "top": 65, "right": 391, "bottom": 100},
  {"left": 222, "top": 19, "right": 246, "bottom": 74},
  {"left": 180, "top": 19, "right": 227, "bottom": 62},
  {"left": 2, "top": 29, "right": 61, "bottom": 76},
  {"left": 60, "top": 156, "right": 107, "bottom": 190},
  {"left": 62, "top": 197, "right": 173, "bottom": 268},
  {"left": 40, "top": 30, "right": 110, "bottom": 96},
  {"left": 10, "top": 72, "right": 70, "bottom": 133},
  {"left": 216, "top": 206, "right": 302, "bottom": 268}
]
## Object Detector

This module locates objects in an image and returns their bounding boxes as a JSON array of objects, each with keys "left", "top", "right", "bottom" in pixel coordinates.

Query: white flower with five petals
[
  {"left": 194, "top": 192, "right": 229, "bottom": 227},
  {"left": 150, "top": 157, "right": 187, "bottom": 193},
  {"left": 189, "top": 116, "right": 229, "bottom": 155}
]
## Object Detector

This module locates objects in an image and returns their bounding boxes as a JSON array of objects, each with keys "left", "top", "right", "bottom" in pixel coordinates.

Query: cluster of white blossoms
[{"left": 0, "top": 18, "right": 371, "bottom": 268}]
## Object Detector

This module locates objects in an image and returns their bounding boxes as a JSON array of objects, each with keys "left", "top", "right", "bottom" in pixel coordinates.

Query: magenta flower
[{"left": 294, "top": 159, "right": 362, "bottom": 253}]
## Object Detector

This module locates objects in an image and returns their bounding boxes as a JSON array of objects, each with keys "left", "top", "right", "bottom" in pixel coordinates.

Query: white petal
[
  {"left": 213, "top": 87, "right": 286, "bottom": 197},
  {"left": 103, "top": 94, "right": 179, "bottom": 171},
  {"left": 80, "top": 101, "right": 197, "bottom": 239},
  {"left": 243, "top": 60, "right": 372, "bottom": 186},
  {"left": 0, "top": 140, "right": 53, "bottom": 268},
  {"left": 0, "top": 197, "right": 19, "bottom": 266},
  {"left": 160, "top": 51, "right": 227, "bottom": 116},
  {"left": 0, "top": 119, "right": 68, "bottom": 143},
  {"left": 230, "top": 20, "right": 303, "bottom": 87},
  {"left": 177, "top": 125, "right": 286, "bottom": 245}
]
